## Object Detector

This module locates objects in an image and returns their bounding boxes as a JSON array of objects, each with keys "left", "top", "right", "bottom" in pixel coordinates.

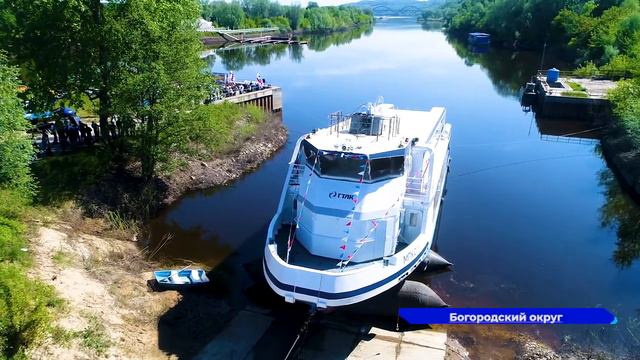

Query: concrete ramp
[
  {"left": 194, "top": 310, "right": 273, "bottom": 360},
  {"left": 348, "top": 327, "right": 447, "bottom": 360}
]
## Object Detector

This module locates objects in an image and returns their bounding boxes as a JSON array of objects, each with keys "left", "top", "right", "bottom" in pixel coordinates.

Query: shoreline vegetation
[
  {"left": 426, "top": 1, "right": 640, "bottom": 358},
  {"left": 427, "top": 0, "right": 640, "bottom": 201},
  {"left": 0, "top": 0, "right": 295, "bottom": 357},
  {"left": 201, "top": 0, "right": 374, "bottom": 34}
]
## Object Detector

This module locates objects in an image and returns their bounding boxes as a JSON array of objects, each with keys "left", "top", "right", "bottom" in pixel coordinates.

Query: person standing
[{"left": 91, "top": 122, "right": 100, "bottom": 142}]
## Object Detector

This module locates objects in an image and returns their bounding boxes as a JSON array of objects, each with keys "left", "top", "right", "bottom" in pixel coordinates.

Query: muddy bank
[
  {"left": 446, "top": 327, "right": 621, "bottom": 360},
  {"left": 161, "top": 114, "right": 288, "bottom": 205}
]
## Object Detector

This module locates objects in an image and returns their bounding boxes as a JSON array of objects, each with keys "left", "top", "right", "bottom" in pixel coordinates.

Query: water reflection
[
  {"left": 446, "top": 36, "right": 569, "bottom": 99},
  {"left": 600, "top": 169, "right": 640, "bottom": 268},
  {"left": 303, "top": 25, "right": 373, "bottom": 52},
  {"left": 420, "top": 21, "right": 445, "bottom": 32},
  {"left": 207, "top": 25, "right": 373, "bottom": 72}
]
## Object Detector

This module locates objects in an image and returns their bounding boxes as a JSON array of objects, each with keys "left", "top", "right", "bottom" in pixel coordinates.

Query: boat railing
[
  {"left": 329, "top": 111, "right": 351, "bottom": 136},
  {"left": 405, "top": 176, "right": 431, "bottom": 200}
]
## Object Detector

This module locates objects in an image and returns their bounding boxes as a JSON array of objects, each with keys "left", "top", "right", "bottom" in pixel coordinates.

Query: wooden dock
[
  {"left": 214, "top": 86, "right": 283, "bottom": 112},
  {"left": 530, "top": 70, "right": 617, "bottom": 121}
]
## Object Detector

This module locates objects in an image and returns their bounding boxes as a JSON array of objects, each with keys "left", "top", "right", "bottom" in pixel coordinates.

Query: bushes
[
  {"left": 0, "top": 264, "right": 60, "bottom": 359},
  {"left": 0, "top": 54, "right": 35, "bottom": 196},
  {"left": 609, "top": 78, "right": 640, "bottom": 145},
  {"left": 188, "top": 102, "right": 266, "bottom": 156},
  {"left": 0, "top": 57, "right": 59, "bottom": 358},
  {"left": 0, "top": 190, "right": 60, "bottom": 359}
]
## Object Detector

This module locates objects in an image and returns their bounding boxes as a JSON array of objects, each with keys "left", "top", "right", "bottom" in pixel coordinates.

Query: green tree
[
  {"left": 286, "top": 5, "right": 305, "bottom": 30},
  {"left": 110, "top": 0, "right": 208, "bottom": 180},
  {"left": 0, "top": 54, "right": 34, "bottom": 194},
  {"left": 0, "top": 0, "right": 117, "bottom": 134},
  {"left": 215, "top": 1, "right": 246, "bottom": 29}
]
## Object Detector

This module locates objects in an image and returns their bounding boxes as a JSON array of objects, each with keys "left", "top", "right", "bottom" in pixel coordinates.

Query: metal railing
[
  {"left": 405, "top": 176, "right": 430, "bottom": 200},
  {"left": 536, "top": 69, "right": 632, "bottom": 81},
  {"left": 329, "top": 111, "right": 402, "bottom": 140},
  {"left": 328, "top": 112, "right": 351, "bottom": 136}
]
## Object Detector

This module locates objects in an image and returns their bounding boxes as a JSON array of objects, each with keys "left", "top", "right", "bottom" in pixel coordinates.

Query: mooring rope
[
  {"left": 283, "top": 308, "right": 317, "bottom": 360},
  {"left": 454, "top": 153, "right": 592, "bottom": 177}
]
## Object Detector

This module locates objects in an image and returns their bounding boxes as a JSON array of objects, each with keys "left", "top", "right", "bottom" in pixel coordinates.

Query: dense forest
[
  {"left": 430, "top": 0, "right": 640, "bottom": 159},
  {"left": 201, "top": 0, "right": 374, "bottom": 33}
]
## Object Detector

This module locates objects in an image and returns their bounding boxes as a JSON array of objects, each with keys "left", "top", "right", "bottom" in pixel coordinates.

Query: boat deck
[{"left": 274, "top": 225, "right": 407, "bottom": 273}]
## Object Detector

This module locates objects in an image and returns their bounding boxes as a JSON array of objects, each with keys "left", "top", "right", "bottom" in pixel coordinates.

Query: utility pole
[{"left": 539, "top": 41, "right": 547, "bottom": 71}]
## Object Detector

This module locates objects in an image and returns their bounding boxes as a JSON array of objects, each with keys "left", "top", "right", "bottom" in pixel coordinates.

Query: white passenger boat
[{"left": 263, "top": 99, "right": 452, "bottom": 308}]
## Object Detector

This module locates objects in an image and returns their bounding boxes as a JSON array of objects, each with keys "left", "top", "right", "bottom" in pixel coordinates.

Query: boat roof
[
  {"left": 304, "top": 103, "right": 445, "bottom": 155},
  {"left": 469, "top": 32, "right": 490, "bottom": 37}
]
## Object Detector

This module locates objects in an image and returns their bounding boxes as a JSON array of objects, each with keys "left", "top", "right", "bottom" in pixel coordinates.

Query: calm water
[{"left": 151, "top": 18, "right": 640, "bottom": 356}]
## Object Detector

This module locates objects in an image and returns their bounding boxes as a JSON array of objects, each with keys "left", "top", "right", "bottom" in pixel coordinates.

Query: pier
[
  {"left": 198, "top": 21, "right": 307, "bottom": 46},
  {"left": 214, "top": 85, "right": 282, "bottom": 112},
  {"left": 525, "top": 70, "right": 618, "bottom": 121}
]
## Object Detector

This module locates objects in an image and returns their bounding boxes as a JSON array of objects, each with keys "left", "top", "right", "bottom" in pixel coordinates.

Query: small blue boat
[
  {"left": 154, "top": 269, "right": 210, "bottom": 288},
  {"left": 468, "top": 32, "right": 491, "bottom": 46}
]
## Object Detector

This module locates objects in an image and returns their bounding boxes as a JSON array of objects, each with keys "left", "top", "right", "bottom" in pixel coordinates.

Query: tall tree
[{"left": 110, "top": 0, "right": 208, "bottom": 180}]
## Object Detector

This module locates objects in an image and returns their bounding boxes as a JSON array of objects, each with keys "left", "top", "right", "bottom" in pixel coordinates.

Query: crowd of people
[
  {"left": 208, "top": 71, "right": 270, "bottom": 102},
  {"left": 34, "top": 71, "right": 271, "bottom": 156},
  {"left": 31, "top": 108, "right": 122, "bottom": 157}
]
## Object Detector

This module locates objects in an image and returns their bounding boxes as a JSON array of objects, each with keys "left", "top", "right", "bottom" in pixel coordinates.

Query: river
[{"left": 149, "top": 18, "right": 640, "bottom": 358}]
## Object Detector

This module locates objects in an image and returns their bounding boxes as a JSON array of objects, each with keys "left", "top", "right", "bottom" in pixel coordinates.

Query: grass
[
  {"left": 567, "top": 81, "right": 587, "bottom": 92},
  {"left": 55, "top": 94, "right": 99, "bottom": 119},
  {"left": 188, "top": 102, "right": 267, "bottom": 157},
  {"left": 105, "top": 211, "right": 138, "bottom": 234},
  {"left": 31, "top": 148, "right": 112, "bottom": 206},
  {"left": 0, "top": 189, "right": 64, "bottom": 358},
  {"left": 561, "top": 90, "right": 590, "bottom": 98},
  {"left": 77, "top": 314, "right": 111, "bottom": 356},
  {"left": 52, "top": 250, "right": 74, "bottom": 267}
]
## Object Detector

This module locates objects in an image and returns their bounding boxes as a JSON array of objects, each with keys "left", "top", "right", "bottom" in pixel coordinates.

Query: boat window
[
  {"left": 301, "top": 141, "right": 318, "bottom": 167},
  {"left": 318, "top": 153, "right": 365, "bottom": 180},
  {"left": 369, "top": 156, "right": 404, "bottom": 181}
]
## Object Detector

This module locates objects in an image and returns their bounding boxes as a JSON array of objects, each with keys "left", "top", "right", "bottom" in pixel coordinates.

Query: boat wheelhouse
[{"left": 263, "top": 100, "right": 452, "bottom": 308}]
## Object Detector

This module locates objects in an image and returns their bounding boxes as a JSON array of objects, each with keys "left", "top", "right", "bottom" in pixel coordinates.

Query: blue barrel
[{"left": 546, "top": 68, "right": 560, "bottom": 83}]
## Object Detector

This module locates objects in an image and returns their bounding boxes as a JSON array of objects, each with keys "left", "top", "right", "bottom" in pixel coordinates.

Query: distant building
[{"left": 197, "top": 18, "right": 214, "bottom": 32}]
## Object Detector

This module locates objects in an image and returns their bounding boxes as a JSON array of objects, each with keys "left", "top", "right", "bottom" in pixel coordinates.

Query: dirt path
[{"left": 28, "top": 225, "right": 179, "bottom": 359}]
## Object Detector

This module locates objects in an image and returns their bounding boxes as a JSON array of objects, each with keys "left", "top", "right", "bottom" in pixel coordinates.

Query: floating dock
[{"left": 527, "top": 70, "right": 617, "bottom": 121}]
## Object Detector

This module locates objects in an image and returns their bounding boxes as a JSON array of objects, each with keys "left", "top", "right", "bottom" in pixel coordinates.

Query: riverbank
[
  {"left": 161, "top": 113, "right": 287, "bottom": 205},
  {"left": 24, "top": 110, "right": 287, "bottom": 358},
  {"left": 600, "top": 120, "right": 640, "bottom": 201},
  {"left": 53, "top": 109, "right": 289, "bottom": 222}
]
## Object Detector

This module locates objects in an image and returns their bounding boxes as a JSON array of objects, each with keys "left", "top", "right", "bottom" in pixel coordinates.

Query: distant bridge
[{"left": 370, "top": 5, "right": 424, "bottom": 16}]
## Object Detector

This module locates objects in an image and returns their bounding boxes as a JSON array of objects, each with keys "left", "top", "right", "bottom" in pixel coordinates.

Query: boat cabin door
[{"left": 401, "top": 209, "right": 424, "bottom": 244}]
